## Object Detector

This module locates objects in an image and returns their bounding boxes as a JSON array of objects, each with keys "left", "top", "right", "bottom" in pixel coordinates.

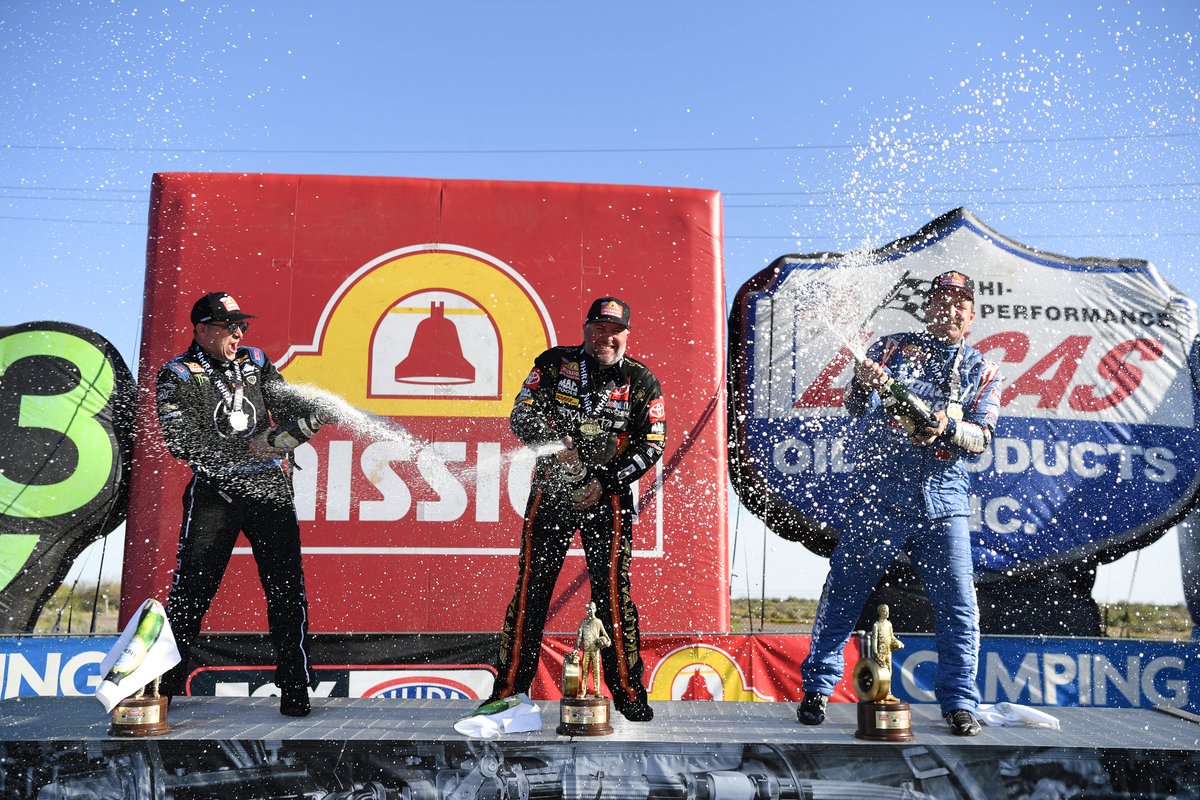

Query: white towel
[
  {"left": 94, "top": 598, "right": 181, "bottom": 713},
  {"left": 976, "top": 702, "right": 1061, "bottom": 730},
  {"left": 454, "top": 694, "right": 542, "bottom": 739}
]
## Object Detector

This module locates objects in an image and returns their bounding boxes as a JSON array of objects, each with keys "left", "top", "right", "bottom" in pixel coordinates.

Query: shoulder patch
[
  {"left": 164, "top": 361, "right": 190, "bottom": 381},
  {"left": 242, "top": 346, "right": 267, "bottom": 367}
]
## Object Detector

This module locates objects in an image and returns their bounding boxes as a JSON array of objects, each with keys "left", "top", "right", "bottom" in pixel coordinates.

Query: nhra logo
[
  {"left": 360, "top": 676, "right": 476, "bottom": 700},
  {"left": 348, "top": 668, "right": 494, "bottom": 700}
]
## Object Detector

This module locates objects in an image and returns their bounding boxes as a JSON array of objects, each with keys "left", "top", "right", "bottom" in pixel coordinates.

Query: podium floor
[{"left": 1, "top": 697, "right": 1198, "bottom": 798}]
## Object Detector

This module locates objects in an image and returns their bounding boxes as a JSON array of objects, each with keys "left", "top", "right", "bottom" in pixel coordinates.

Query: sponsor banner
[
  {"left": 891, "top": 635, "right": 1200, "bottom": 711},
  {"left": 729, "top": 208, "right": 1200, "bottom": 574},
  {"left": 0, "top": 636, "right": 116, "bottom": 699},
  {"left": 188, "top": 665, "right": 495, "bottom": 700},
  {"left": 2, "top": 633, "right": 1197, "bottom": 713},
  {"left": 0, "top": 323, "right": 135, "bottom": 633},
  {"left": 125, "top": 173, "right": 728, "bottom": 634},
  {"left": 180, "top": 632, "right": 1200, "bottom": 714}
]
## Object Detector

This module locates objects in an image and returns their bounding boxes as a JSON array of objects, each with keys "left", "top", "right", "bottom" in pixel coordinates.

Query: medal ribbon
[
  {"left": 944, "top": 343, "right": 965, "bottom": 417},
  {"left": 577, "top": 353, "right": 596, "bottom": 417}
]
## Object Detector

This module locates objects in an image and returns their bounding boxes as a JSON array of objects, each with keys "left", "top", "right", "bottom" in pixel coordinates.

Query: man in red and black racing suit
[
  {"left": 483, "top": 296, "right": 666, "bottom": 722},
  {"left": 155, "top": 292, "right": 333, "bottom": 717}
]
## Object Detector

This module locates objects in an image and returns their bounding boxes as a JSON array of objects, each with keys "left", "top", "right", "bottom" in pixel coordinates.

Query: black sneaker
[
  {"left": 944, "top": 709, "right": 981, "bottom": 736},
  {"left": 280, "top": 684, "right": 311, "bottom": 717},
  {"left": 614, "top": 700, "right": 654, "bottom": 722},
  {"left": 797, "top": 692, "right": 828, "bottom": 725}
]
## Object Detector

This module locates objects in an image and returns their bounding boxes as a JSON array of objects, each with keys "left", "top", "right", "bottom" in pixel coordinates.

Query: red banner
[
  {"left": 534, "top": 633, "right": 859, "bottom": 703},
  {"left": 123, "top": 173, "right": 728, "bottom": 634}
]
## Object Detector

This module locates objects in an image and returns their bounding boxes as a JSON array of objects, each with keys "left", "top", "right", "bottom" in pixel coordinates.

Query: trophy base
[
  {"left": 557, "top": 696, "right": 614, "bottom": 736},
  {"left": 110, "top": 696, "right": 170, "bottom": 737},
  {"left": 855, "top": 700, "right": 914, "bottom": 741}
]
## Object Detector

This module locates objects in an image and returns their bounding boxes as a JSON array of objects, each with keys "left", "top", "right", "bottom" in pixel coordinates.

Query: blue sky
[{"left": 2, "top": 2, "right": 1197, "bottom": 605}]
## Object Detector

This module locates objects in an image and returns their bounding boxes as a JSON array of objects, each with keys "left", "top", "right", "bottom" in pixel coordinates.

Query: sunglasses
[{"left": 206, "top": 321, "right": 249, "bottom": 334}]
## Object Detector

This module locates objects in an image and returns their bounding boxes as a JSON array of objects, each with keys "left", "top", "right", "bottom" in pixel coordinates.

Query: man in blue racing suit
[{"left": 797, "top": 271, "right": 1003, "bottom": 736}]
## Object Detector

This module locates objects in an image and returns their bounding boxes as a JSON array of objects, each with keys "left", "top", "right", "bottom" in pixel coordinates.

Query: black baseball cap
[
  {"left": 929, "top": 271, "right": 975, "bottom": 299},
  {"left": 190, "top": 292, "right": 257, "bottom": 325},
  {"left": 584, "top": 297, "right": 631, "bottom": 329}
]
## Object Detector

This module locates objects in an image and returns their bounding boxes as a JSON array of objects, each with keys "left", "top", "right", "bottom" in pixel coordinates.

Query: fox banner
[
  {"left": 123, "top": 173, "right": 727, "bottom": 634},
  {"left": 729, "top": 208, "right": 1200, "bottom": 606}
]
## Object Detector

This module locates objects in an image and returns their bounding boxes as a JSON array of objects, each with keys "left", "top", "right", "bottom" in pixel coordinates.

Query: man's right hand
[{"left": 854, "top": 358, "right": 887, "bottom": 390}]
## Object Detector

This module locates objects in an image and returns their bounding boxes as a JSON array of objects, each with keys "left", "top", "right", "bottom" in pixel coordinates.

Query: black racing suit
[
  {"left": 156, "top": 341, "right": 327, "bottom": 695},
  {"left": 488, "top": 345, "right": 666, "bottom": 711}
]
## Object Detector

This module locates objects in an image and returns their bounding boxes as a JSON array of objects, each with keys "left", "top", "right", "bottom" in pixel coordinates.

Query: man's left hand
[
  {"left": 911, "top": 410, "right": 949, "bottom": 447},
  {"left": 571, "top": 478, "right": 603, "bottom": 509}
]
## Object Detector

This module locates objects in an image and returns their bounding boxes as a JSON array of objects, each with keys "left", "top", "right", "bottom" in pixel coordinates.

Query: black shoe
[
  {"left": 280, "top": 684, "right": 311, "bottom": 717},
  {"left": 797, "top": 692, "right": 828, "bottom": 725},
  {"left": 614, "top": 700, "right": 654, "bottom": 722},
  {"left": 944, "top": 709, "right": 981, "bottom": 736}
]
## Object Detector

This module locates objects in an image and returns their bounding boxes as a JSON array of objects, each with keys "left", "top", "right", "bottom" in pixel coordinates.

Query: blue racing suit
[{"left": 800, "top": 331, "right": 1002, "bottom": 714}]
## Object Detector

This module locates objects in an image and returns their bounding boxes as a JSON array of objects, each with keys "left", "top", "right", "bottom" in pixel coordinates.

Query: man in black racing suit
[
  {"left": 155, "top": 292, "right": 333, "bottom": 717},
  {"left": 483, "top": 296, "right": 666, "bottom": 721}
]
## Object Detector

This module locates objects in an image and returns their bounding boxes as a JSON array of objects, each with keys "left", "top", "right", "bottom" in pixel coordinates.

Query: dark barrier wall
[
  {"left": 0, "top": 322, "right": 134, "bottom": 632},
  {"left": 9, "top": 738, "right": 1198, "bottom": 800}
]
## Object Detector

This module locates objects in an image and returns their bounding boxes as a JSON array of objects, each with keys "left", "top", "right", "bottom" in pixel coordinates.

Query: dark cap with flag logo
[
  {"left": 584, "top": 296, "right": 631, "bottom": 329},
  {"left": 929, "top": 271, "right": 975, "bottom": 299},
  {"left": 190, "top": 292, "right": 257, "bottom": 325}
]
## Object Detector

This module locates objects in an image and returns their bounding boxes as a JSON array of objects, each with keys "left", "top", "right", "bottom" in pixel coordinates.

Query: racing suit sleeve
[
  {"left": 156, "top": 365, "right": 209, "bottom": 465},
  {"left": 258, "top": 354, "right": 330, "bottom": 451},
  {"left": 509, "top": 351, "right": 561, "bottom": 448},
  {"left": 941, "top": 358, "right": 1003, "bottom": 455},
  {"left": 591, "top": 369, "right": 666, "bottom": 493}
]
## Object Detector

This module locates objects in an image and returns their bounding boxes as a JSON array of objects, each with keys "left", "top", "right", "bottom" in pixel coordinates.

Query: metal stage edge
[{"left": 1, "top": 696, "right": 1198, "bottom": 748}]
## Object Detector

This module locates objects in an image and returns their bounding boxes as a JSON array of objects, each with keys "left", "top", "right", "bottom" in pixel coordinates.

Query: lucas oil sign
[
  {"left": 124, "top": 173, "right": 727, "bottom": 634},
  {"left": 729, "top": 208, "right": 1200, "bottom": 576}
]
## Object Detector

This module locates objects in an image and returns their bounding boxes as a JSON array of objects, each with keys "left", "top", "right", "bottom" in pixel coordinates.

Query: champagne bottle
[
  {"left": 880, "top": 376, "right": 936, "bottom": 433},
  {"left": 104, "top": 602, "right": 166, "bottom": 685}
]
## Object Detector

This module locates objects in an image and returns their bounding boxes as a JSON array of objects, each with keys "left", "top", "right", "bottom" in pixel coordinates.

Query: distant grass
[
  {"left": 730, "top": 597, "right": 1196, "bottom": 640},
  {"left": 33, "top": 581, "right": 121, "bottom": 634},
  {"left": 24, "top": 582, "right": 1197, "bottom": 641}
]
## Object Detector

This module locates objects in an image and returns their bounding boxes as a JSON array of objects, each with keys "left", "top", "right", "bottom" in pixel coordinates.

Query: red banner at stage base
[{"left": 534, "top": 633, "right": 860, "bottom": 703}]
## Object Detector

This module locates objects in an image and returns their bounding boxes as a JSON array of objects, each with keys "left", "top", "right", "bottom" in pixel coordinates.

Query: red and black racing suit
[
  {"left": 487, "top": 345, "right": 666, "bottom": 712},
  {"left": 155, "top": 341, "right": 327, "bottom": 696}
]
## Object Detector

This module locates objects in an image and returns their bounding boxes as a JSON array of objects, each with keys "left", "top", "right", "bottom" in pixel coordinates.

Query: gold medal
[{"left": 579, "top": 419, "right": 601, "bottom": 439}]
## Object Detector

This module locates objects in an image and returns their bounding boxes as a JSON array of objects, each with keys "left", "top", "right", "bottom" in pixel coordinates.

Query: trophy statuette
[
  {"left": 97, "top": 598, "right": 178, "bottom": 737},
  {"left": 557, "top": 602, "right": 614, "bottom": 736},
  {"left": 852, "top": 604, "right": 914, "bottom": 741}
]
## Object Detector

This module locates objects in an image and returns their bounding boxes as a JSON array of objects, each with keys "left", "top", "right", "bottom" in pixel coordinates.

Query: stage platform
[{"left": 1, "top": 698, "right": 1198, "bottom": 798}]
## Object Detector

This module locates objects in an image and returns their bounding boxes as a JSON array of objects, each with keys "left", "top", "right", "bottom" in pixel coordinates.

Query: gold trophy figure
[
  {"left": 575, "top": 602, "right": 612, "bottom": 698},
  {"left": 853, "top": 604, "right": 914, "bottom": 741},
  {"left": 557, "top": 602, "right": 615, "bottom": 736}
]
